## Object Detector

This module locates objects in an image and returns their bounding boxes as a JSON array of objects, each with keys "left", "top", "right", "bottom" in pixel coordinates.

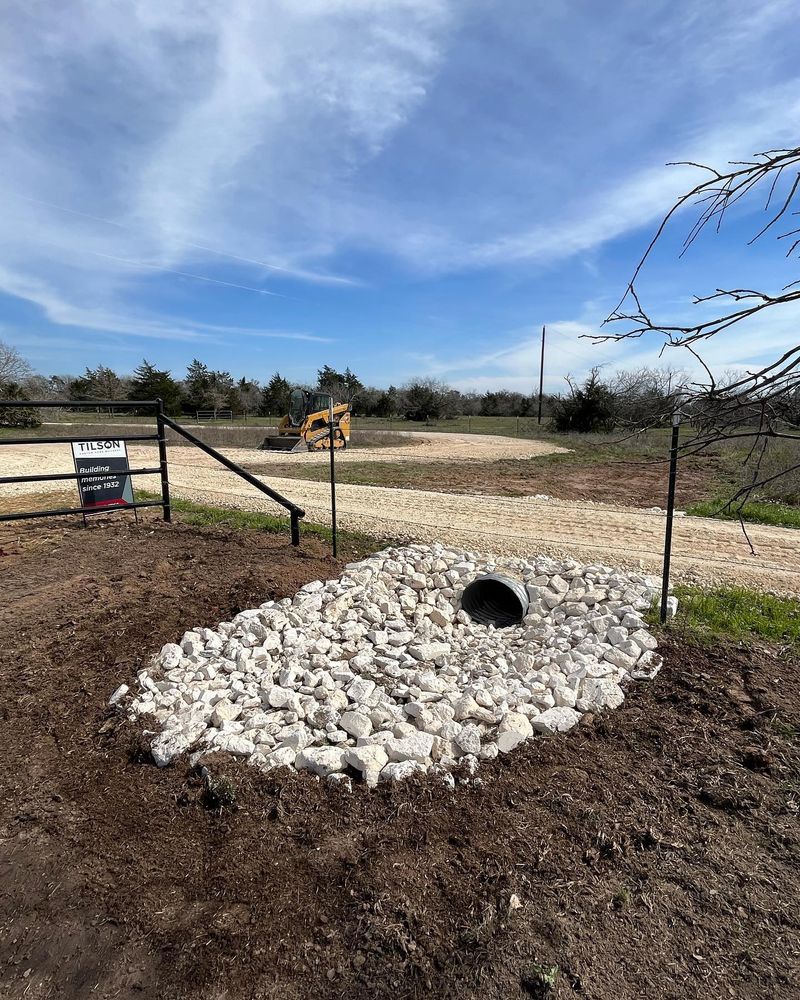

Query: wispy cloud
[
  {"left": 0, "top": 265, "right": 331, "bottom": 346},
  {"left": 0, "top": 0, "right": 450, "bottom": 341},
  {"left": 1, "top": 0, "right": 797, "bottom": 384}
]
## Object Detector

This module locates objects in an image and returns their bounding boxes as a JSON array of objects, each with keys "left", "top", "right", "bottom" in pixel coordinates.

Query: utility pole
[{"left": 537, "top": 325, "right": 546, "bottom": 424}]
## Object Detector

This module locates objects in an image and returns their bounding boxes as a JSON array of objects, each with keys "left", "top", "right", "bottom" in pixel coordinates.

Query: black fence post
[
  {"left": 156, "top": 398, "right": 172, "bottom": 522},
  {"left": 290, "top": 510, "right": 300, "bottom": 547},
  {"left": 660, "top": 411, "right": 681, "bottom": 624},
  {"left": 329, "top": 399, "right": 338, "bottom": 559}
]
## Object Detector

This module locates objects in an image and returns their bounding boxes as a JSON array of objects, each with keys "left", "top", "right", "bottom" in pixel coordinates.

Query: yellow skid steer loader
[{"left": 260, "top": 388, "right": 351, "bottom": 453}]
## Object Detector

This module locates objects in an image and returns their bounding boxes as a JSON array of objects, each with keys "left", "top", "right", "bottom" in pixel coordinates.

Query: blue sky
[{"left": 1, "top": 0, "right": 799, "bottom": 393}]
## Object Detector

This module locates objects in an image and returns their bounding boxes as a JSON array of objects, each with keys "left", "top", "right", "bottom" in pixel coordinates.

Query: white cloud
[
  {"left": 0, "top": 0, "right": 451, "bottom": 337},
  {"left": 418, "top": 294, "right": 800, "bottom": 393},
  {"left": 1, "top": 0, "right": 798, "bottom": 380},
  {"left": 0, "top": 264, "right": 332, "bottom": 347}
]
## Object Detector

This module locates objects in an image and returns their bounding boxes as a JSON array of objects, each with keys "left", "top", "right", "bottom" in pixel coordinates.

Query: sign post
[{"left": 71, "top": 439, "right": 134, "bottom": 516}]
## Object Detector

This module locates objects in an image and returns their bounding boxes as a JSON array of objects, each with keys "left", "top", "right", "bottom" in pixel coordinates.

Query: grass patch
[
  {"left": 654, "top": 584, "right": 800, "bottom": 648},
  {"left": 687, "top": 498, "right": 800, "bottom": 528},
  {"left": 136, "top": 493, "right": 381, "bottom": 558}
]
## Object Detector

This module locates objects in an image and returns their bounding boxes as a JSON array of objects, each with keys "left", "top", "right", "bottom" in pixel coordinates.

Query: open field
[
  {"left": 2, "top": 441, "right": 800, "bottom": 592},
  {"left": 3, "top": 419, "right": 762, "bottom": 512},
  {"left": 0, "top": 514, "right": 798, "bottom": 1000},
  {"left": 32, "top": 412, "right": 557, "bottom": 438}
]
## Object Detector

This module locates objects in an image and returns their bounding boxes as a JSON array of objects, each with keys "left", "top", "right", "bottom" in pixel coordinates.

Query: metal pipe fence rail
[
  {"left": 159, "top": 414, "right": 305, "bottom": 545},
  {"left": 0, "top": 398, "right": 170, "bottom": 524},
  {"left": 0, "top": 398, "right": 306, "bottom": 546}
]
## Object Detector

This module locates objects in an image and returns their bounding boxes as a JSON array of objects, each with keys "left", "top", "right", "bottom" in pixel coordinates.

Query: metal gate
[{"left": 0, "top": 397, "right": 305, "bottom": 545}]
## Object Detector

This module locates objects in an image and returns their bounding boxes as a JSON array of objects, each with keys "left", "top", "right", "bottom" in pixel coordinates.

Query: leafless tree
[
  {"left": 0, "top": 339, "right": 33, "bottom": 386},
  {"left": 608, "top": 365, "right": 688, "bottom": 427},
  {"left": 594, "top": 146, "right": 800, "bottom": 543}
]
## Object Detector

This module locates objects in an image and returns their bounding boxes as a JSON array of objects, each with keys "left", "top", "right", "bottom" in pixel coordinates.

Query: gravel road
[
  {"left": 38, "top": 426, "right": 568, "bottom": 464},
  {"left": 254, "top": 430, "right": 570, "bottom": 463},
  {"left": 3, "top": 442, "right": 800, "bottom": 592}
]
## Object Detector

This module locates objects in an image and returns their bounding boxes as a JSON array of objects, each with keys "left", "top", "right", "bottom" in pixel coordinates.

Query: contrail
[
  {"left": 32, "top": 238, "right": 282, "bottom": 297},
  {"left": 5, "top": 190, "right": 358, "bottom": 286}
]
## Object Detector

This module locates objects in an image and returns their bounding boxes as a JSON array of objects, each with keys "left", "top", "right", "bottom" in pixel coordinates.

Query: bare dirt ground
[
  {"left": 2, "top": 442, "right": 798, "bottom": 592},
  {"left": 1, "top": 518, "right": 798, "bottom": 1000},
  {"left": 250, "top": 454, "right": 719, "bottom": 507}
]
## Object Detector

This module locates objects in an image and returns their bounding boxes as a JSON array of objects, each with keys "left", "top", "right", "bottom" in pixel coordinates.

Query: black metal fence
[{"left": 0, "top": 398, "right": 305, "bottom": 545}]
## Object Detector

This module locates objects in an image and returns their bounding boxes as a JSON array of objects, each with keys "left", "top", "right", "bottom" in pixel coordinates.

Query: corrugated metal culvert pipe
[{"left": 460, "top": 573, "right": 529, "bottom": 627}]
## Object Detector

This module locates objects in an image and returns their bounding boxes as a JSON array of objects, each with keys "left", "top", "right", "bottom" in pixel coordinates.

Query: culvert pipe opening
[{"left": 460, "top": 573, "right": 529, "bottom": 627}]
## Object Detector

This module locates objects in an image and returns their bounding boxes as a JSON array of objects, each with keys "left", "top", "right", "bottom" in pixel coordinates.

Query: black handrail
[
  {"left": 0, "top": 467, "right": 161, "bottom": 485},
  {"left": 160, "top": 414, "right": 305, "bottom": 544},
  {"left": 0, "top": 500, "right": 165, "bottom": 522},
  {"left": 0, "top": 433, "right": 161, "bottom": 446},
  {"left": 0, "top": 399, "right": 161, "bottom": 408}
]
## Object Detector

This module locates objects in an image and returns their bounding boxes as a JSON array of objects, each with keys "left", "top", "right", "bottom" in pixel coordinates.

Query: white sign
[{"left": 71, "top": 439, "right": 128, "bottom": 459}]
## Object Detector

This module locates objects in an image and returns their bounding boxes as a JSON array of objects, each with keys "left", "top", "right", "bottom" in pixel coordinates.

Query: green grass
[
  {"left": 653, "top": 584, "right": 800, "bottom": 647},
  {"left": 136, "top": 492, "right": 380, "bottom": 558},
  {"left": 687, "top": 498, "right": 800, "bottom": 528}
]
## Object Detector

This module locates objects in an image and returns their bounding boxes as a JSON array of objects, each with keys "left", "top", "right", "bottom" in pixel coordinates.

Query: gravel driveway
[{"left": 3, "top": 442, "right": 800, "bottom": 592}]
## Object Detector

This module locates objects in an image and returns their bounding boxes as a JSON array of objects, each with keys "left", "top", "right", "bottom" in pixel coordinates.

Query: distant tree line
[
  {"left": 2, "top": 338, "right": 783, "bottom": 433},
  {"left": 0, "top": 346, "right": 560, "bottom": 423}
]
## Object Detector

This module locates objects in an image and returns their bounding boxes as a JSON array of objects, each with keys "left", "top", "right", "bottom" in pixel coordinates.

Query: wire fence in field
[{"left": 26, "top": 409, "right": 568, "bottom": 438}]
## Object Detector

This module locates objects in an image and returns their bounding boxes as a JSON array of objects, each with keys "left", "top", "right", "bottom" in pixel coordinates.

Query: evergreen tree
[
  {"left": 182, "top": 360, "right": 237, "bottom": 413},
  {"left": 183, "top": 359, "right": 211, "bottom": 412},
  {"left": 259, "top": 372, "right": 292, "bottom": 415},
  {"left": 128, "top": 359, "right": 183, "bottom": 415},
  {"left": 316, "top": 364, "right": 364, "bottom": 402},
  {"left": 551, "top": 369, "right": 616, "bottom": 433},
  {"left": 71, "top": 365, "right": 125, "bottom": 401}
]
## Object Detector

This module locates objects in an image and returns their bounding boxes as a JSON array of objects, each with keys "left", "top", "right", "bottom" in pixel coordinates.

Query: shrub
[
  {"left": 550, "top": 369, "right": 616, "bottom": 433},
  {"left": 0, "top": 382, "right": 42, "bottom": 427}
]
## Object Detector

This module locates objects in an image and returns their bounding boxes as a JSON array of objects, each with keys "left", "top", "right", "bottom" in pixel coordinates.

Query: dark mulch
[{"left": 0, "top": 518, "right": 798, "bottom": 1000}]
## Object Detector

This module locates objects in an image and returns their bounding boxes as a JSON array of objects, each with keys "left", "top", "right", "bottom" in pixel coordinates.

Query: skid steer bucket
[{"left": 259, "top": 434, "right": 308, "bottom": 453}]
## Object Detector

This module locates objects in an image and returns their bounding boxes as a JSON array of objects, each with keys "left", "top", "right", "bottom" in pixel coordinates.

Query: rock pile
[{"left": 117, "top": 544, "right": 669, "bottom": 786}]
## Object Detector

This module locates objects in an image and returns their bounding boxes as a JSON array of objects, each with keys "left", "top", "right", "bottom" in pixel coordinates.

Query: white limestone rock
[
  {"left": 581, "top": 677, "right": 625, "bottom": 710},
  {"left": 345, "top": 745, "right": 389, "bottom": 787},
  {"left": 380, "top": 760, "right": 425, "bottom": 782},
  {"left": 385, "top": 732, "right": 435, "bottom": 763},
  {"left": 295, "top": 746, "right": 347, "bottom": 777},
  {"left": 339, "top": 710, "right": 373, "bottom": 739},
  {"left": 408, "top": 642, "right": 451, "bottom": 661},
  {"left": 151, "top": 718, "right": 207, "bottom": 767},
  {"left": 216, "top": 734, "right": 257, "bottom": 756},
  {"left": 108, "top": 683, "right": 129, "bottom": 706},
  {"left": 496, "top": 712, "right": 533, "bottom": 753},
  {"left": 454, "top": 723, "right": 482, "bottom": 756},
  {"left": 531, "top": 707, "right": 582, "bottom": 735},
  {"left": 126, "top": 544, "right": 666, "bottom": 786}
]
